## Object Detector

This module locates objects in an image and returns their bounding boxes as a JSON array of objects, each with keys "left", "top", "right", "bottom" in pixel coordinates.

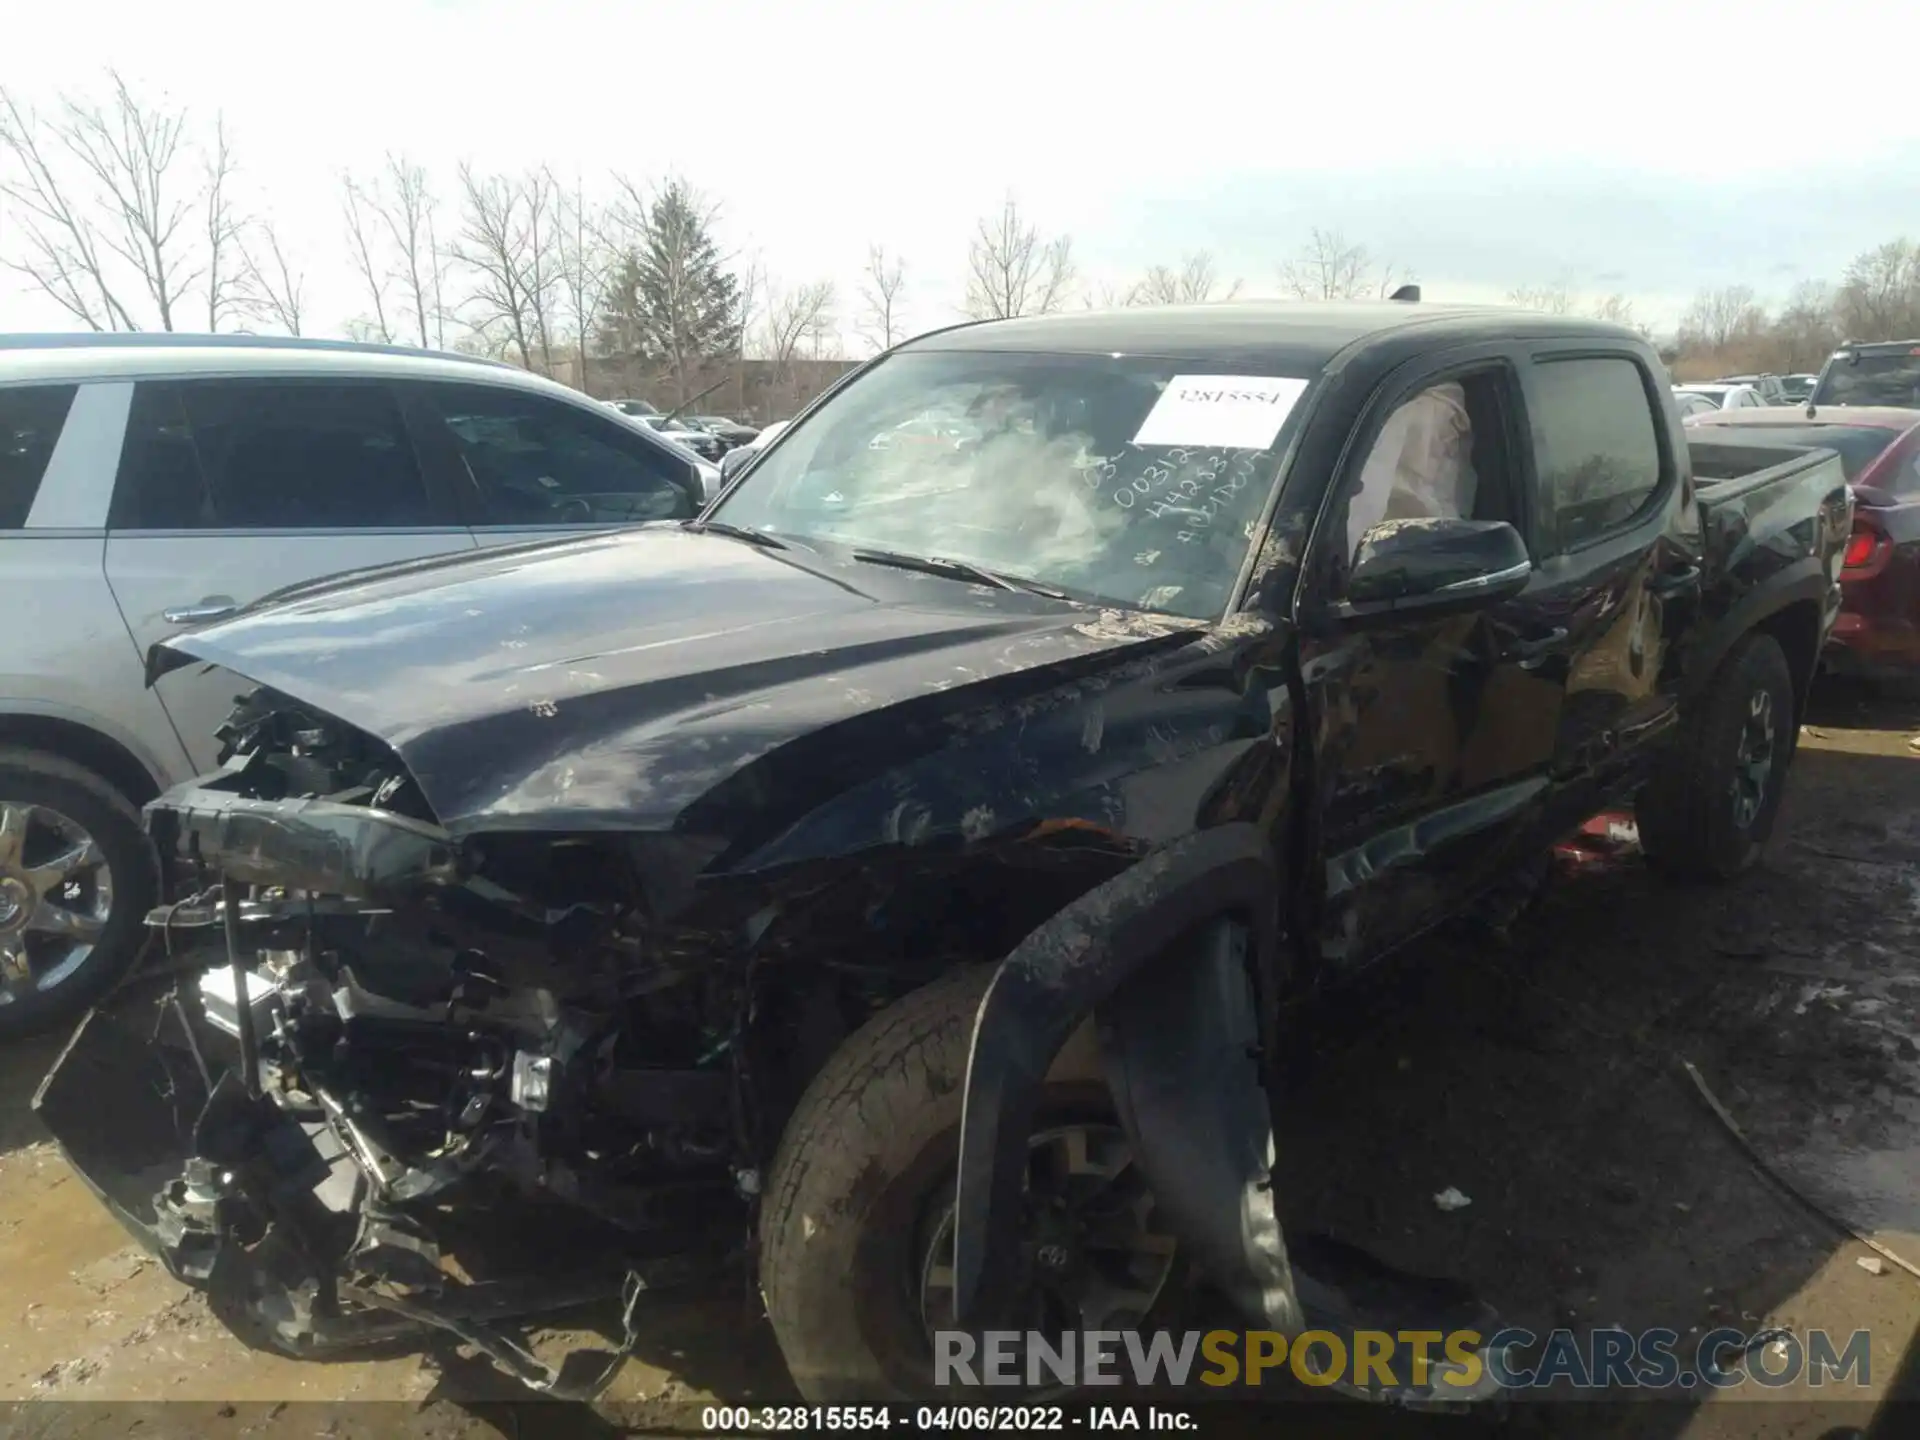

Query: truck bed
[
  {"left": 1681, "top": 434, "right": 1852, "bottom": 688},
  {"left": 1688, "top": 434, "right": 1845, "bottom": 498}
]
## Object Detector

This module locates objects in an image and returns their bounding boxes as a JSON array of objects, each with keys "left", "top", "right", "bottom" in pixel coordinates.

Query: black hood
[{"left": 153, "top": 525, "right": 1214, "bottom": 841}]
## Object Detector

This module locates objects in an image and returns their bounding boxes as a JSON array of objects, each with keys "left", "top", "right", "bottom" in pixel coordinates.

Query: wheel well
[
  {"left": 1754, "top": 600, "right": 1823, "bottom": 724},
  {"left": 0, "top": 715, "right": 162, "bottom": 808}
]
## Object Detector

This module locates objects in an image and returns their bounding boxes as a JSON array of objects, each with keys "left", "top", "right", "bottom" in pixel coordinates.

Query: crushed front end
[{"left": 34, "top": 689, "right": 748, "bottom": 1397}]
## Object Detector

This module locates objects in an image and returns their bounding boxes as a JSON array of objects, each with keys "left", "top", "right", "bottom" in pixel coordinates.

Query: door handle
[
  {"left": 163, "top": 600, "right": 239, "bottom": 625},
  {"left": 1510, "top": 626, "right": 1569, "bottom": 668}
]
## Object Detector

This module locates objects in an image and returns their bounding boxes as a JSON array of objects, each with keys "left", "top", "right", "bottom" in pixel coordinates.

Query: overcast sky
[{"left": 4, "top": 0, "right": 1916, "bottom": 345}]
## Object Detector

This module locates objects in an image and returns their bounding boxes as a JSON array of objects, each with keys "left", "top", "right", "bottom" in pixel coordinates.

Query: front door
[
  {"left": 103, "top": 377, "right": 476, "bottom": 775},
  {"left": 1295, "top": 348, "right": 1570, "bottom": 967}
]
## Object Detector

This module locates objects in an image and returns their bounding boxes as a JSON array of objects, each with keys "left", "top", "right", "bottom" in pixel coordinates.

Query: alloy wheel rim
[
  {"left": 0, "top": 801, "right": 115, "bottom": 1005},
  {"left": 1729, "top": 687, "right": 1777, "bottom": 831},
  {"left": 917, "top": 1123, "right": 1179, "bottom": 1350}
]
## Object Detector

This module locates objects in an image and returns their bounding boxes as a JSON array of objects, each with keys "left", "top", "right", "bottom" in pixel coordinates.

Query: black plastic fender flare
[{"left": 949, "top": 822, "right": 1283, "bottom": 1327}]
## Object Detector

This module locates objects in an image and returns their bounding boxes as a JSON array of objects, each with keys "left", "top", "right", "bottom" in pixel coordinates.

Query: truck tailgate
[{"left": 1683, "top": 436, "right": 1853, "bottom": 689}]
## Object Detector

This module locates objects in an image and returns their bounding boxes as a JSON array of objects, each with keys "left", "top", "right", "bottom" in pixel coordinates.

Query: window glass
[
  {"left": 1345, "top": 381, "right": 1480, "bottom": 559},
  {"left": 714, "top": 350, "right": 1319, "bottom": 619},
  {"left": 111, "top": 380, "right": 435, "bottom": 530},
  {"left": 420, "top": 384, "right": 698, "bottom": 526},
  {"left": 1531, "top": 358, "right": 1663, "bottom": 553},
  {"left": 0, "top": 384, "right": 78, "bottom": 528},
  {"left": 1815, "top": 351, "right": 1920, "bottom": 408}
]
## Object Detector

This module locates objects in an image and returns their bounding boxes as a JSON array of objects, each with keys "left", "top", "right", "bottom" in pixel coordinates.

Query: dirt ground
[{"left": 5, "top": 681, "right": 1920, "bottom": 1438}]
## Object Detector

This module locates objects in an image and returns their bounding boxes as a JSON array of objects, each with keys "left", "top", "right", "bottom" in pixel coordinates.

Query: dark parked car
[
  {"left": 1694, "top": 405, "right": 1920, "bottom": 677},
  {"left": 1811, "top": 339, "right": 1920, "bottom": 409},
  {"left": 685, "top": 414, "right": 760, "bottom": 449},
  {"left": 39, "top": 303, "right": 1850, "bottom": 1408}
]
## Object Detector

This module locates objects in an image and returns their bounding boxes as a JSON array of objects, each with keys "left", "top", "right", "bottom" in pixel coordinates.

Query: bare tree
[
  {"left": 763, "top": 278, "right": 836, "bottom": 372},
  {"left": 201, "top": 117, "right": 242, "bottom": 331},
  {"left": 0, "top": 73, "right": 237, "bottom": 331},
  {"left": 0, "top": 85, "right": 138, "bottom": 329},
  {"left": 1679, "top": 285, "right": 1768, "bottom": 352},
  {"left": 60, "top": 71, "right": 203, "bottom": 331},
  {"left": 1127, "top": 252, "right": 1243, "bottom": 306},
  {"left": 236, "top": 220, "right": 305, "bottom": 335},
  {"left": 1506, "top": 282, "right": 1575, "bottom": 315},
  {"left": 1836, "top": 239, "right": 1920, "bottom": 341},
  {"left": 965, "top": 196, "right": 1075, "bottom": 319},
  {"left": 371, "top": 154, "right": 444, "bottom": 350},
  {"left": 733, "top": 253, "right": 766, "bottom": 358},
  {"left": 341, "top": 175, "right": 394, "bottom": 343},
  {"left": 453, "top": 163, "right": 561, "bottom": 373},
  {"left": 1588, "top": 293, "right": 1634, "bottom": 324},
  {"left": 555, "top": 175, "right": 611, "bottom": 389},
  {"left": 1278, "top": 229, "right": 1374, "bottom": 300},
  {"left": 1586, "top": 292, "right": 1654, "bottom": 340},
  {"left": 1774, "top": 279, "right": 1842, "bottom": 370},
  {"left": 857, "top": 244, "right": 907, "bottom": 351}
]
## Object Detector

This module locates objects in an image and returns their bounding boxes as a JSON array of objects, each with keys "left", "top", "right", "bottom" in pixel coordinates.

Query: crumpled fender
[{"left": 949, "top": 822, "right": 1286, "bottom": 1326}]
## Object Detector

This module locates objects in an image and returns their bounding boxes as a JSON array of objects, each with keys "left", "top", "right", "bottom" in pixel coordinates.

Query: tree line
[{"left": 5, "top": 71, "right": 1918, "bottom": 411}]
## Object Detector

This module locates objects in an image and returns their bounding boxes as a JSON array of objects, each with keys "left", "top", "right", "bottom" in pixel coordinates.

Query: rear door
[
  {"left": 103, "top": 376, "right": 476, "bottom": 773},
  {"left": 1508, "top": 347, "right": 1696, "bottom": 836},
  {"left": 400, "top": 381, "right": 706, "bottom": 548}
]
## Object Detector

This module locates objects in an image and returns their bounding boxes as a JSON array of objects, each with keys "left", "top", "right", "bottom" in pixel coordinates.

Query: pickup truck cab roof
[{"left": 904, "top": 299, "right": 1639, "bottom": 366}]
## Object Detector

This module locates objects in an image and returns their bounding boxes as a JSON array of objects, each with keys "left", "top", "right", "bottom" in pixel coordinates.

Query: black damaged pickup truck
[{"left": 37, "top": 302, "right": 1851, "bottom": 1405}]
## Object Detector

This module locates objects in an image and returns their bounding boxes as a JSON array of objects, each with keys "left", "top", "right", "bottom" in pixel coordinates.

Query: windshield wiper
[
  {"left": 689, "top": 519, "right": 787, "bottom": 550},
  {"left": 849, "top": 547, "right": 1067, "bottom": 599}
]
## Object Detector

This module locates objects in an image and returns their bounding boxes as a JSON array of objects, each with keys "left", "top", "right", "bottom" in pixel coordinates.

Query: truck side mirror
[
  {"left": 1336, "top": 518, "right": 1532, "bottom": 618},
  {"left": 719, "top": 446, "right": 755, "bottom": 485}
]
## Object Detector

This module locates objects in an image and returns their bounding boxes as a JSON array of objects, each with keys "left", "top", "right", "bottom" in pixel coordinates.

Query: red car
[{"left": 1691, "top": 406, "right": 1920, "bottom": 677}]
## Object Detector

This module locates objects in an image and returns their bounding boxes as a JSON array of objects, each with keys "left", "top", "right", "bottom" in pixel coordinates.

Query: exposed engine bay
[{"left": 37, "top": 688, "right": 839, "bottom": 1397}]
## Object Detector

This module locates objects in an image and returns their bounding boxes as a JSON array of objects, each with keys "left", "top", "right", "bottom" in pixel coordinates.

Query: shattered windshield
[{"left": 710, "top": 350, "right": 1317, "bottom": 619}]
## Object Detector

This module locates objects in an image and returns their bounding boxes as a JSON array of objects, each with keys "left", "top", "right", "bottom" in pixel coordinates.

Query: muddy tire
[
  {"left": 759, "top": 966, "right": 1176, "bottom": 1402},
  {"left": 1637, "top": 633, "right": 1796, "bottom": 882},
  {"left": 0, "top": 748, "right": 156, "bottom": 1040}
]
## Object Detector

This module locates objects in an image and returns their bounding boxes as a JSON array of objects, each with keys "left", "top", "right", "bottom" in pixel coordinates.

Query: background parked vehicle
[
  {"left": 1674, "top": 381, "right": 1767, "bottom": 413},
  {"left": 1692, "top": 405, "right": 1920, "bottom": 679},
  {"left": 0, "top": 334, "right": 719, "bottom": 1038},
  {"left": 716, "top": 418, "right": 789, "bottom": 484},
  {"left": 1811, "top": 339, "right": 1920, "bottom": 409},
  {"left": 1714, "top": 373, "right": 1789, "bottom": 404},
  {"left": 683, "top": 415, "right": 760, "bottom": 449},
  {"left": 1674, "top": 388, "right": 1726, "bottom": 420},
  {"left": 604, "top": 403, "right": 729, "bottom": 463},
  {"left": 1777, "top": 373, "right": 1818, "bottom": 404}
]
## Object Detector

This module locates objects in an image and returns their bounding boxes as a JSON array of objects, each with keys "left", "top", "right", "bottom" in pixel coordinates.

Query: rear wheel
[
  {"left": 1637, "top": 633, "right": 1796, "bottom": 882},
  {"left": 0, "top": 748, "right": 156, "bottom": 1039},
  {"left": 758, "top": 967, "right": 1182, "bottom": 1402}
]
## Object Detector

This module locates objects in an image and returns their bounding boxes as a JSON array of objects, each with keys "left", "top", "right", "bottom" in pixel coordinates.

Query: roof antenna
[{"left": 1389, "top": 284, "right": 1421, "bottom": 303}]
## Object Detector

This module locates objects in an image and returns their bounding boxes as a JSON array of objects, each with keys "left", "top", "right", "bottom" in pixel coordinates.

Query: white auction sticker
[{"left": 1130, "top": 374, "right": 1310, "bottom": 452}]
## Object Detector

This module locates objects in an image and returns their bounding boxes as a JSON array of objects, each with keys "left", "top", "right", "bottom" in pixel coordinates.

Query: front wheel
[
  {"left": 758, "top": 967, "right": 1182, "bottom": 1402},
  {"left": 1637, "top": 632, "right": 1797, "bottom": 882},
  {"left": 0, "top": 748, "right": 157, "bottom": 1039}
]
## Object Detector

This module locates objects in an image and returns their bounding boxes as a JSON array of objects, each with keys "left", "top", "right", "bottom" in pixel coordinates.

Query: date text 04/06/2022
[{"left": 698, "top": 1406, "right": 1198, "bottom": 1431}]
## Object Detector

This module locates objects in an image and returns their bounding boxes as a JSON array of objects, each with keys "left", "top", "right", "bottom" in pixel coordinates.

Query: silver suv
[{"left": 0, "top": 333, "right": 720, "bottom": 1037}]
